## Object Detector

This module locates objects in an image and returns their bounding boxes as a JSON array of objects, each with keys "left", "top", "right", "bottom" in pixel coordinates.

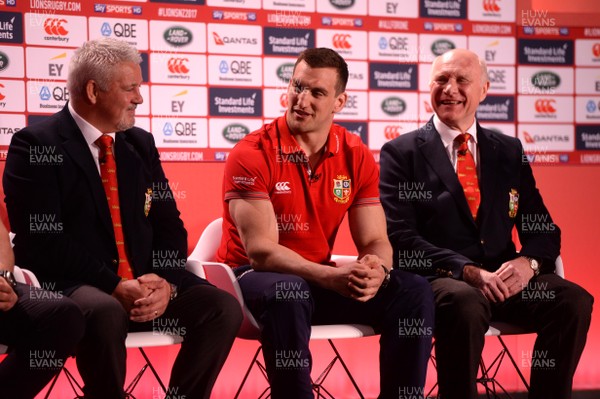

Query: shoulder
[
  {"left": 478, "top": 124, "right": 522, "bottom": 150},
  {"left": 381, "top": 123, "right": 433, "bottom": 154}
]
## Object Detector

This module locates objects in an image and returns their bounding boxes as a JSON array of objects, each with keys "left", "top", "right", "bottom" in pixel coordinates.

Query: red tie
[
  {"left": 96, "top": 135, "right": 134, "bottom": 280},
  {"left": 455, "top": 133, "right": 480, "bottom": 220}
]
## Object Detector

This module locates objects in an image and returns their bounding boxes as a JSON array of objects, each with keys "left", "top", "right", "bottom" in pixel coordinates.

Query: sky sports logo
[{"left": 94, "top": 4, "right": 143, "bottom": 15}]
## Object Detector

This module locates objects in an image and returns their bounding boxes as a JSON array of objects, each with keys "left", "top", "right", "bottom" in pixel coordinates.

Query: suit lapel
[
  {"left": 476, "top": 125, "right": 501, "bottom": 224},
  {"left": 114, "top": 133, "right": 143, "bottom": 239},
  {"left": 58, "top": 107, "right": 114, "bottom": 238},
  {"left": 417, "top": 120, "right": 477, "bottom": 226}
]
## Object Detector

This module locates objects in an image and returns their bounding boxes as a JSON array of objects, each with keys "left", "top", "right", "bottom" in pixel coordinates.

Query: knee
[
  {"left": 556, "top": 283, "right": 594, "bottom": 323},
  {"left": 82, "top": 296, "right": 128, "bottom": 339},
  {"left": 210, "top": 287, "right": 244, "bottom": 330},
  {"left": 437, "top": 283, "right": 490, "bottom": 325},
  {"left": 54, "top": 298, "right": 86, "bottom": 343}
]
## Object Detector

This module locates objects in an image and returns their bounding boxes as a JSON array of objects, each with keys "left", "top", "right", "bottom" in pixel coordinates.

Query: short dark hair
[{"left": 294, "top": 48, "right": 349, "bottom": 94}]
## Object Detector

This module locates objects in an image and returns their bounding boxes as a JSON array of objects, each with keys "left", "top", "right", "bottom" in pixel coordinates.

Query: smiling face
[
  {"left": 285, "top": 60, "right": 347, "bottom": 137},
  {"left": 93, "top": 61, "right": 143, "bottom": 132},
  {"left": 429, "top": 49, "right": 489, "bottom": 132}
]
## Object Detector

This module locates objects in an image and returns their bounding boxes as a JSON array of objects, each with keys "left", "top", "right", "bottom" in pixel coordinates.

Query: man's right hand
[
  {"left": 0, "top": 277, "right": 18, "bottom": 312},
  {"left": 111, "top": 279, "right": 147, "bottom": 313},
  {"left": 463, "top": 264, "right": 510, "bottom": 303}
]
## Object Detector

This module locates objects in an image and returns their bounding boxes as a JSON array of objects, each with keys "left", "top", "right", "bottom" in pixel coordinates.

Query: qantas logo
[
  {"left": 280, "top": 93, "right": 288, "bottom": 108},
  {"left": 44, "top": 19, "right": 69, "bottom": 36},
  {"left": 534, "top": 99, "right": 556, "bottom": 114},
  {"left": 483, "top": 0, "right": 501, "bottom": 13},
  {"left": 523, "top": 131, "right": 569, "bottom": 143},
  {"left": 384, "top": 125, "right": 401, "bottom": 140},
  {"left": 423, "top": 101, "right": 433, "bottom": 113},
  {"left": 168, "top": 58, "right": 189, "bottom": 74},
  {"left": 592, "top": 43, "right": 600, "bottom": 58},
  {"left": 212, "top": 32, "right": 224, "bottom": 45},
  {"left": 0, "top": 83, "right": 5, "bottom": 101},
  {"left": 332, "top": 34, "right": 351, "bottom": 50}
]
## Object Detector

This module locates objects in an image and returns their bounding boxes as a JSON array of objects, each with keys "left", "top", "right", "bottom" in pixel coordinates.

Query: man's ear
[
  {"left": 85, "top": 80, "right": 99, "bottom": 104},
  {"left": 333, "top": 91, "right": 347, "bottom": 114}
]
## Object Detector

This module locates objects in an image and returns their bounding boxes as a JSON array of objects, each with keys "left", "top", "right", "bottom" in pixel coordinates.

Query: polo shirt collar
[{"left": 276, "top": 113, "right": 338, "bottom": 158}]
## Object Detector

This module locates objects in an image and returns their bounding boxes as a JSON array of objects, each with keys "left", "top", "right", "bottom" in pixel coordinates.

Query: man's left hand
[
  {"left": 495, "top": 257, "right": 535, "bottom": 298},
  {"left": 347, "top": 254, "right": 386, "bottom": 302},
  {"left": 130, "top": 273, "right": 170, "bottom": 322}
]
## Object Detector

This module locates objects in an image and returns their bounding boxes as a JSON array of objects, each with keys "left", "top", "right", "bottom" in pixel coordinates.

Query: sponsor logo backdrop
[{"left": 1, "top": 0, "right": 599, "bottom": 164}]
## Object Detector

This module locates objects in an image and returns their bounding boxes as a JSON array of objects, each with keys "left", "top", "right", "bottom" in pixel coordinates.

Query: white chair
[
  {"left": 190, "top": 218, "right": 377, "bottom": 399},
  {"left": 40, "top": 261, "right": 205, "bottom": 399},
  {"left": 426, "top": 256, "right": 566, "bottom": 399}
]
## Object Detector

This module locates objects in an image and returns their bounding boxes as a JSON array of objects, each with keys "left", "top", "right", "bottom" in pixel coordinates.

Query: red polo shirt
[{"left": 217, "top": 115, "right": 380, "bottom": 268}]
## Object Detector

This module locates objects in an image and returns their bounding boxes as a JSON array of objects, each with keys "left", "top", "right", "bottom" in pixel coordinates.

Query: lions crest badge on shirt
[
  {"left": 333, "top": 175, "right": 351, "bottom": 204},
  {"left": 508, "top": 188, "right": 519, "bottom": 218},
  {"left": 144, "top": 188, "right": 152, "bottom": 217}
]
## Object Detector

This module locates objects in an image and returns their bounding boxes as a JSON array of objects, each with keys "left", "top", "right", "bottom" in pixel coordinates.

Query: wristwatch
[
  {"left": 525, "top": 257, "right": 540, "bottom": 276},
  {"left": 169, "top": 283, "right": 178, "bottom": 301},
  {"left": 380, "top": 265, "right": 391, "bottom": 289},
  {"left": 0, "top": 270, "right": 17, "bottom": 288}
]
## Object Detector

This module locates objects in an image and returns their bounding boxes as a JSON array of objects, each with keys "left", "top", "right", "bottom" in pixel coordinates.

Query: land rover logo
[
  {"left": 223, "top": 124, "right": 250, "bottom": 143},
  {"left": 330, "top": 0, "right": 354, "bottom": 9},
  {"left": 164, "top": 26, "right": 193, "bottom": 47},
  {"left": 531, "top": 71, "right": 560, "bottom": 89},
  {"left": 0, "top": 52, "right": 8, "bottom": 72},
  {"left": 381, "top": 97, "right": 406, "bottom": 116},
  {"left": 431, "top": 40, "right": 455, "bottom": 56},
  {"left": 277, "top": 63, "right": 294, "bottom": 83}
]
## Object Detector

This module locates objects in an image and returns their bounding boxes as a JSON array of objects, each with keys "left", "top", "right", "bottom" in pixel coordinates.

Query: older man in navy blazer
[
  {"left": 379, "top": 49, "right": 593, "bottom": 399},
  {"left": 3, "top": 38, "right": 241, "bottom": 399}
]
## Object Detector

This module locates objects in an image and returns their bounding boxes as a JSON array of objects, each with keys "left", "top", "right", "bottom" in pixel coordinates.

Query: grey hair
[{"left": 67, "top": 38, "right": 142, "bottom": 101}]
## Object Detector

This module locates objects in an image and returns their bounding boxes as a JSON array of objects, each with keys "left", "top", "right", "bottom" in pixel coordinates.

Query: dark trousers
[
  {"left": 431, "top": 274, "right": 593, "bottom": 399},
  {"left": 238, "top": 269, "right": 435, "bottom": 399},
  {"left": 0, "top": 283, "right": 85, "bottom": 399},
  {"left": 68, "top": 283, "right": 242, "bottom": 399}
]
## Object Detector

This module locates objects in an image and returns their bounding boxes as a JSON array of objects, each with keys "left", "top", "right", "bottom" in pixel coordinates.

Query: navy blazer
[
  {"left": 379, "top": 118, "right": 561, "bottom": 280},
  {"left": 3, "top": 105, "right": 206, "bottom": 294}
]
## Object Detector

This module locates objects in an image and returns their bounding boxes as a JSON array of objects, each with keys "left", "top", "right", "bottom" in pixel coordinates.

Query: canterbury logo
[
  {"left": 384, "top": 125, "right": 401, "bottom": 140},
  {"left": 534, "top": 99, "right": 556, "bottom": 114},
  {"left": 168, "top": 58, "right": 189, "bottom": 74},
  {"left": 332, "top": 34, "right": 351, "bottom": 49},
  {"left": 0, "top": 83, "right": 5, "bottom": 101},
  {"left": 212, "top": 32, "right": 225, "bottom": 45},
  {"left": 275, "top": 182, "right": 291, "bottom": 192},
  {"left": 593, "top": 43, "right": 600, "bottom": 58},
  {"left": 483, "top": 0, "right": 500, "bottom": 12},
  {"left": 44, "top": 18, "right": 69, "bottom": 36}
]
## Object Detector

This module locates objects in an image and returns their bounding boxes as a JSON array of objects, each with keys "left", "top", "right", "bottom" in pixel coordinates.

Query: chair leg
[
  {"left": 310, "top": 339, "right": 364, "bottom": 399},
  {"left": 235, "top": 345, "right": 270, "bottom": 399},
  {"left": 497, "top": 336, "right": 530, "bottom": 391},
  {"left": 44, "top": 364, "right": 85, "bottom": 399},
  {"left": 124, "top": 347, "right": 169, "bottom": 398}
]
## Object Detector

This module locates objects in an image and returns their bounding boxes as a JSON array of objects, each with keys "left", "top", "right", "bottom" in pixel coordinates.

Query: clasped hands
[
  {"left": 112, "top": 273, "right": 170, "bottom": 322},
  {"left": 328, "top": 254, "right": 386, "bottom": 302},
  {"left": 463, "top": 256, "right": 535, "bottom": 303},
  {"left": 0, "top": 277, "right": 18, "bottom": 312}
]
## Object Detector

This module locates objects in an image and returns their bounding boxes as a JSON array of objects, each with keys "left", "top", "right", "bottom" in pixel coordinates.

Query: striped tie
[
  {"left": 455, "top": 133, "right": 480, "bottom": 220},
  {"left": 96, "top": 135, "right": 134, "bottom": 280}
]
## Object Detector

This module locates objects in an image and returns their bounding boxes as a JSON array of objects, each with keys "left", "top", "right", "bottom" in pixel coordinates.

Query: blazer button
[{"left": 480, "top": 239, "right": 485, "bottom": 245}]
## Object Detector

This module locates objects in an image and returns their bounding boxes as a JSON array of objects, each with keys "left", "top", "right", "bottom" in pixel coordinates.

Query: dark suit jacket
[
  {"left": 3, "top": 105, "right": 206, "bottom": 294},
  {"left": 379, "top": 118, "right": 561, "bottom": 280}
]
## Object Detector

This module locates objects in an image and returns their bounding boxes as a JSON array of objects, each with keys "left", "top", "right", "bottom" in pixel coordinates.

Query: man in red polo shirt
[{"left": 217, "top": 48, "right": 434, "bottom": 399}]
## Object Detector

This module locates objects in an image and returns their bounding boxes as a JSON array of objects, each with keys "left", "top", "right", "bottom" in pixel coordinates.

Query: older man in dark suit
[
  {"left": 379, "top": 48, "right": 593, "bottom": 399},
  {"left": 3, "top": 38, "right": 241, "bottom": 399}
]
